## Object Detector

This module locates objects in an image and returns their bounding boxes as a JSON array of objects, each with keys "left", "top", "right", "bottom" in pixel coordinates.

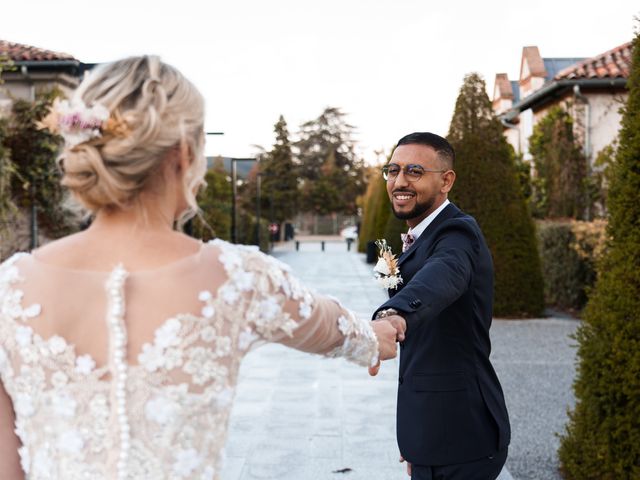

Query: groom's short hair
[{"left": 396, "top": 132, "right": 455, "bottom": 169}]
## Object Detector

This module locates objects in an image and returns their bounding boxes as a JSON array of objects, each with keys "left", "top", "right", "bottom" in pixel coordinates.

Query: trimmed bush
[
  {"left": 558, "top": 31, "right": 640, "bottom": 479},
  {"left": 537, "top": 220, "right": 606, "bottom": 312},
  {"left": 358, "top": 176, "right": 392, "bottom": 252},
  {"left": 447, "top": 73, "right": 544, "bottom": 317}
]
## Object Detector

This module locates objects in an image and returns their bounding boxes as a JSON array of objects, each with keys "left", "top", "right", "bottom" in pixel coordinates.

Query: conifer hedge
[
  {"left": 447, "top": 73, "right": 544, "bottom": 317},
  {"left": 558, "top": 32, "right": 640, "bottom": 479}
]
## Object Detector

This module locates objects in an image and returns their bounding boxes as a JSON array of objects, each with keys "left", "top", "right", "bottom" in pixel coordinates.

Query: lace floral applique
[{"left": 327, "top": 302, "right": 380, "bottom": 368}]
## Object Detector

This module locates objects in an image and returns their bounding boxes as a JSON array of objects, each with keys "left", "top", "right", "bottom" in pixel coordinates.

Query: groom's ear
[{"left": 441, "top": 170, "right": 456, "bottom": 193}]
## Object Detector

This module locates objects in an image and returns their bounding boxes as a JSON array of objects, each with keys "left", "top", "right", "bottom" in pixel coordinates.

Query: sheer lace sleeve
[{"left": 228, "top": 245, "right": 379, "bottom": 367}]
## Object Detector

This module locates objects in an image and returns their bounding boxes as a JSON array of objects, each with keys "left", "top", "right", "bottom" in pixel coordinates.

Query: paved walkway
[{"left": 221, "top": 240, "right": 579, "bottom": 480}]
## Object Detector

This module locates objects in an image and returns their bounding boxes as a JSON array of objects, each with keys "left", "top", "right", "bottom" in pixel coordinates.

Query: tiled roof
[
  {"left": 0, "top": 39, "right": 76, "bottom": 62},
  {"left": 543, "top": 58, "right": 585, "bottom": 81},
  {"left": 555, "top": 42, "right": 632, "bottom": 80}
]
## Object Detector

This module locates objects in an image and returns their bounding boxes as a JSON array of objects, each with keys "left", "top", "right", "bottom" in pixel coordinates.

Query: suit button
[
  {"left": 409, "top": 299, "right": 422, "bottom": 309},
  {"left": 399, "top": 376, "right": 404, "bottom": 385}
]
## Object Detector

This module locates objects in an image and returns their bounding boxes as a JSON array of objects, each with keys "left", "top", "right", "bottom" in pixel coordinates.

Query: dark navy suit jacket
[{"left": 374, "top": 202, "right": 510, "bottom": 466}]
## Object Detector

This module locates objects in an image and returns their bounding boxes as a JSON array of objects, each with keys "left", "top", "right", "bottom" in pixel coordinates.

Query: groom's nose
[{"left": 393, "top": 168, "right": 410, "bottom": 188}]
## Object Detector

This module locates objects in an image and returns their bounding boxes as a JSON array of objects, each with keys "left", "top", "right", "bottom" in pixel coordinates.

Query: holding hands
[{"left": 369, "top": 315, "right": 406, "bottom": 376}]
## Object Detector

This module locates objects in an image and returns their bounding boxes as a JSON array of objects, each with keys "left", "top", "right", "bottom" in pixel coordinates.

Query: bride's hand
[{"left": 368, "top": 320, "right": 398, "bottom": 375}]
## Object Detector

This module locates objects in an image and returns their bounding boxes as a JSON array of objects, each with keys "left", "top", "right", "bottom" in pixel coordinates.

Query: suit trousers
[{"left": 410, "top": 447, "right": 508, "bottom": 480}]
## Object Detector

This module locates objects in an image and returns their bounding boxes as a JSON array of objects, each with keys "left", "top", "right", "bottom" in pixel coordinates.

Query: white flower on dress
[
  {"left": 48, "top": 336, "right": 67, "bottom": 355},
  {"left": 58, "top": 429, "right": 84, "bottom": 454},
  {"left": 18, "top": 445, "right": 30, "bottom": 474},
  {"left": 89, "top": 394, "right": 109, "bottom": 418},
  {"left": 201, "top": 465, "right": 216, "bottom": 480},
  {"left": 238, "top": 328, "right": 259, "bottom": 351},
  {"left": 75, "top": 354, "right": 96, "bottom": 375},
  {"left": 299, "top": 300, "right": 313, "bottom": 320},
  {"left": 201, "top": 305, "right": 215, "bottom": 319},
  {"left": 51, "top": 371, "right": 69, "bottom": 389},
  {"left": 200, "top": 326, "right": 217, "bottom": 342},
  {"left": 15, "top": 325, "right": 33, "bottom": 347},
  {"left": 52, "top": 392, "right": 77, "bottom": 417},
  {"left": 19, "top": 345, "right": 37, "bottom": 364},
  {"left": 220, "top": 285, "right": 240, "bottom": 304},
  {"left": 233, "top": 270, "right": 254, "bottom": 291},
  {"left": 155, "top": 318, "right": 181, "bottom": 349},
  {"left": 2, "top": 288, "right": 24, "bottom": 318},
  {"left": 14, "top": 393, "right": 35, "bottom": 417},
  {"left": 32, "top": 449, "right": 54, "bottom": 476},
  {"left": 164, "top": 348, "right": 184, "bottom": 370},
  {"left": 258, "top": 297, "right": 281, "bottom": 322},
  {"left": 138, "top": 343, "right": 165, "bottom": 372},
  {"left": 145, "top": 396, "right": 179, "bottom": 425},
  {"left": 173, "top": 448, "right": 203, "bottom": 477},
  {"left": 22, "top": 303, "right": 41, "bottom": 319},
  {"left": 198, "top": 290, "right": 212, "bottom": 302},
  {"left": 219, "top": 250, "right": 242, "bottom": 271}
]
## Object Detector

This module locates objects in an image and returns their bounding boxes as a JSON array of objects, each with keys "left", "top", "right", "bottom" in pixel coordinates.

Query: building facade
[{"left": 492, "top": 43, "right": 631, "bottom": 167}]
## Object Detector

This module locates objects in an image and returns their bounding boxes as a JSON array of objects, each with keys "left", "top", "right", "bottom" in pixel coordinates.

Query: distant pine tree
[
  {"left": 447, "top": 73, "right": 544, "bottom": 317},
  {"left": 259, "top": 115, "right": 299, "bottom": 223},
  {"left": 558, "top": 31, "right": 640, "bottom": 479}
]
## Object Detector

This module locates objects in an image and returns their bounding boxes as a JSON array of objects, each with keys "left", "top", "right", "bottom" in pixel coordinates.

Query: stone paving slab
[{"left": 222, "top": 241, "right": 578, "bottom": 480}]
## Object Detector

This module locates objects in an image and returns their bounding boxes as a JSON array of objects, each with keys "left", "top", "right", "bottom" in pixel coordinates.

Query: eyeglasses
[{"left": 382, "top": 163, "right": 446, "bottom": 182}]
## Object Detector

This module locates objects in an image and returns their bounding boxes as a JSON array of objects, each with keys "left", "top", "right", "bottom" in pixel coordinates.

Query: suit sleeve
[{"left": 375, "top": 221, "right": 479, "bottom": 334}]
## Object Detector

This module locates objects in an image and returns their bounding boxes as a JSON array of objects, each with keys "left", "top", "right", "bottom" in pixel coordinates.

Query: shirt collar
[{"left": 408, "top": 199, "right": 450, "bottom": 240}]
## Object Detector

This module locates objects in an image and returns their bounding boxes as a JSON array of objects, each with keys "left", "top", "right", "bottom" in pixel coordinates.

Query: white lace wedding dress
[{"left": 0, "top": 239, "right": 378, "bottom": 479}]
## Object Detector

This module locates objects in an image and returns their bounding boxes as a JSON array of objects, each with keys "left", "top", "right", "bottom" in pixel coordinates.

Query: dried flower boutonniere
[{"left": 373, "top": 239, "right": 403, "bottom": 290}]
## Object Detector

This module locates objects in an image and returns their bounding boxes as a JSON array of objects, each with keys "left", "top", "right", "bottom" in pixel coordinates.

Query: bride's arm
[
  {"left": 0, "top": 381, "right": 24, "bottom": 479},
  {"left": 239, "top": 253, "right": 398, "bottom": 366}
]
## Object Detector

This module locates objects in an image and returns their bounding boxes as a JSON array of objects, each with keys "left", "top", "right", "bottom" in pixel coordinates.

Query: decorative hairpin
[{"left": 38, "top": 98, "right": 131, "bottom": 148}]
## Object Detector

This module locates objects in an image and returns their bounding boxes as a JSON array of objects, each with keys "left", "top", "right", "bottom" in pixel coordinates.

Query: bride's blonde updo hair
[{"left": 58, "top": 55, "right": 206, "bottom": 225}]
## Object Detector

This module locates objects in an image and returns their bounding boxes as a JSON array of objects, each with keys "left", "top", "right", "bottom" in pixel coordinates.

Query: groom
[{"left": 372, "top": 132, "right": 510, "bottom": 479}]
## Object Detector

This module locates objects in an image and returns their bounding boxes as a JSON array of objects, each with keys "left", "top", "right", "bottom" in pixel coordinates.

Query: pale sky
[{"left": 3, "top": 0, "right": 638, "bottom": 162}]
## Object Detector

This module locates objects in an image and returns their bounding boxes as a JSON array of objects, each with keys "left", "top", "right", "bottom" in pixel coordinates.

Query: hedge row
[{"left": 536, "top": 220, "right": 607, "bottom": 312}]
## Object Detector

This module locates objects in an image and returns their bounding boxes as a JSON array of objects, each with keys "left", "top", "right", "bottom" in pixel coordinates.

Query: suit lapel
[{"left": 397, "top": 203, "right": 460, "bottom": 267}]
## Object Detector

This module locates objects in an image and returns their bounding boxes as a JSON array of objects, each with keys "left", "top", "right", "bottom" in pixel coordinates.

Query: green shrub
[
  {"left": 558, "top": 31, "right": 640, "bottom": 479},
  {"left": 537, "top": 220, "right": 607, "bottom": 311},
  {"left": 358, "top": 176, "right": 392, "bottom": 253},
  {"left": 447, "top": 73, "right": 544, "bottom": 317}
]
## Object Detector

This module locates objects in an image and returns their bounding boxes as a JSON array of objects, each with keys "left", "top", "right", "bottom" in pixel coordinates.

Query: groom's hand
[{"left": 400, "top": 456, "right": 412, "bottom": 476}]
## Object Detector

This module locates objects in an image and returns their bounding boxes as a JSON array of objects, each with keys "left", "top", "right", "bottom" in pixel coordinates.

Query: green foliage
[
  {"left": 257, "top": 115, "right": 299, "bottom": 223},
  {"left": 358, "top": 175, "right": 392, "bottom": 252},
  {"left": 192, "top": 158, "right": 232, "bottom": 242},
  {"left": 529, "top": 106, "right": 587, "bottom": 219},
  {"left": 558, "top": 31, "right": 640, "bottom": 480},
  {"left": 586, "top": 141, "right": 617, "bottom": 217},
  {"left": 536, "top": 220, "right": 607, "bottom": 311},
  {"left": 1, "top": 88, "right": 77, "bottom": 239},
  {"left": 447, "top": 72, "right": 544, "bottom": 317},
  {"left": 296, "top": 107, "right": 365, "bottom": 214}
]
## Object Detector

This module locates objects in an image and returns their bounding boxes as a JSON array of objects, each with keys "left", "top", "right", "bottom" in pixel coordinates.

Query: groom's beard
[{"left": 391, "top": 191, "right": 436, "bottom": 221}]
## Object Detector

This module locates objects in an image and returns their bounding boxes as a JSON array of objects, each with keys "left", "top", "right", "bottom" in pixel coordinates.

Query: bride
[{"left": 0, "top": 56, "right": 400, "bottom": 479}]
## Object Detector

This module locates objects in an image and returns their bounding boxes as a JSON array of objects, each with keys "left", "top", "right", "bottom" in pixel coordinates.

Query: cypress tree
[
  {"left": 558, "top": 32, "right": 640, "bottom": 479},
  {"left": 357, "top": 176, "right": 391, "bottom": 252},
  {"left": 447, "top": 73, "right": 544, "bottom": 317},
  {"left": 529, "top": 106, "right": 587, "bottom": 219}
]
